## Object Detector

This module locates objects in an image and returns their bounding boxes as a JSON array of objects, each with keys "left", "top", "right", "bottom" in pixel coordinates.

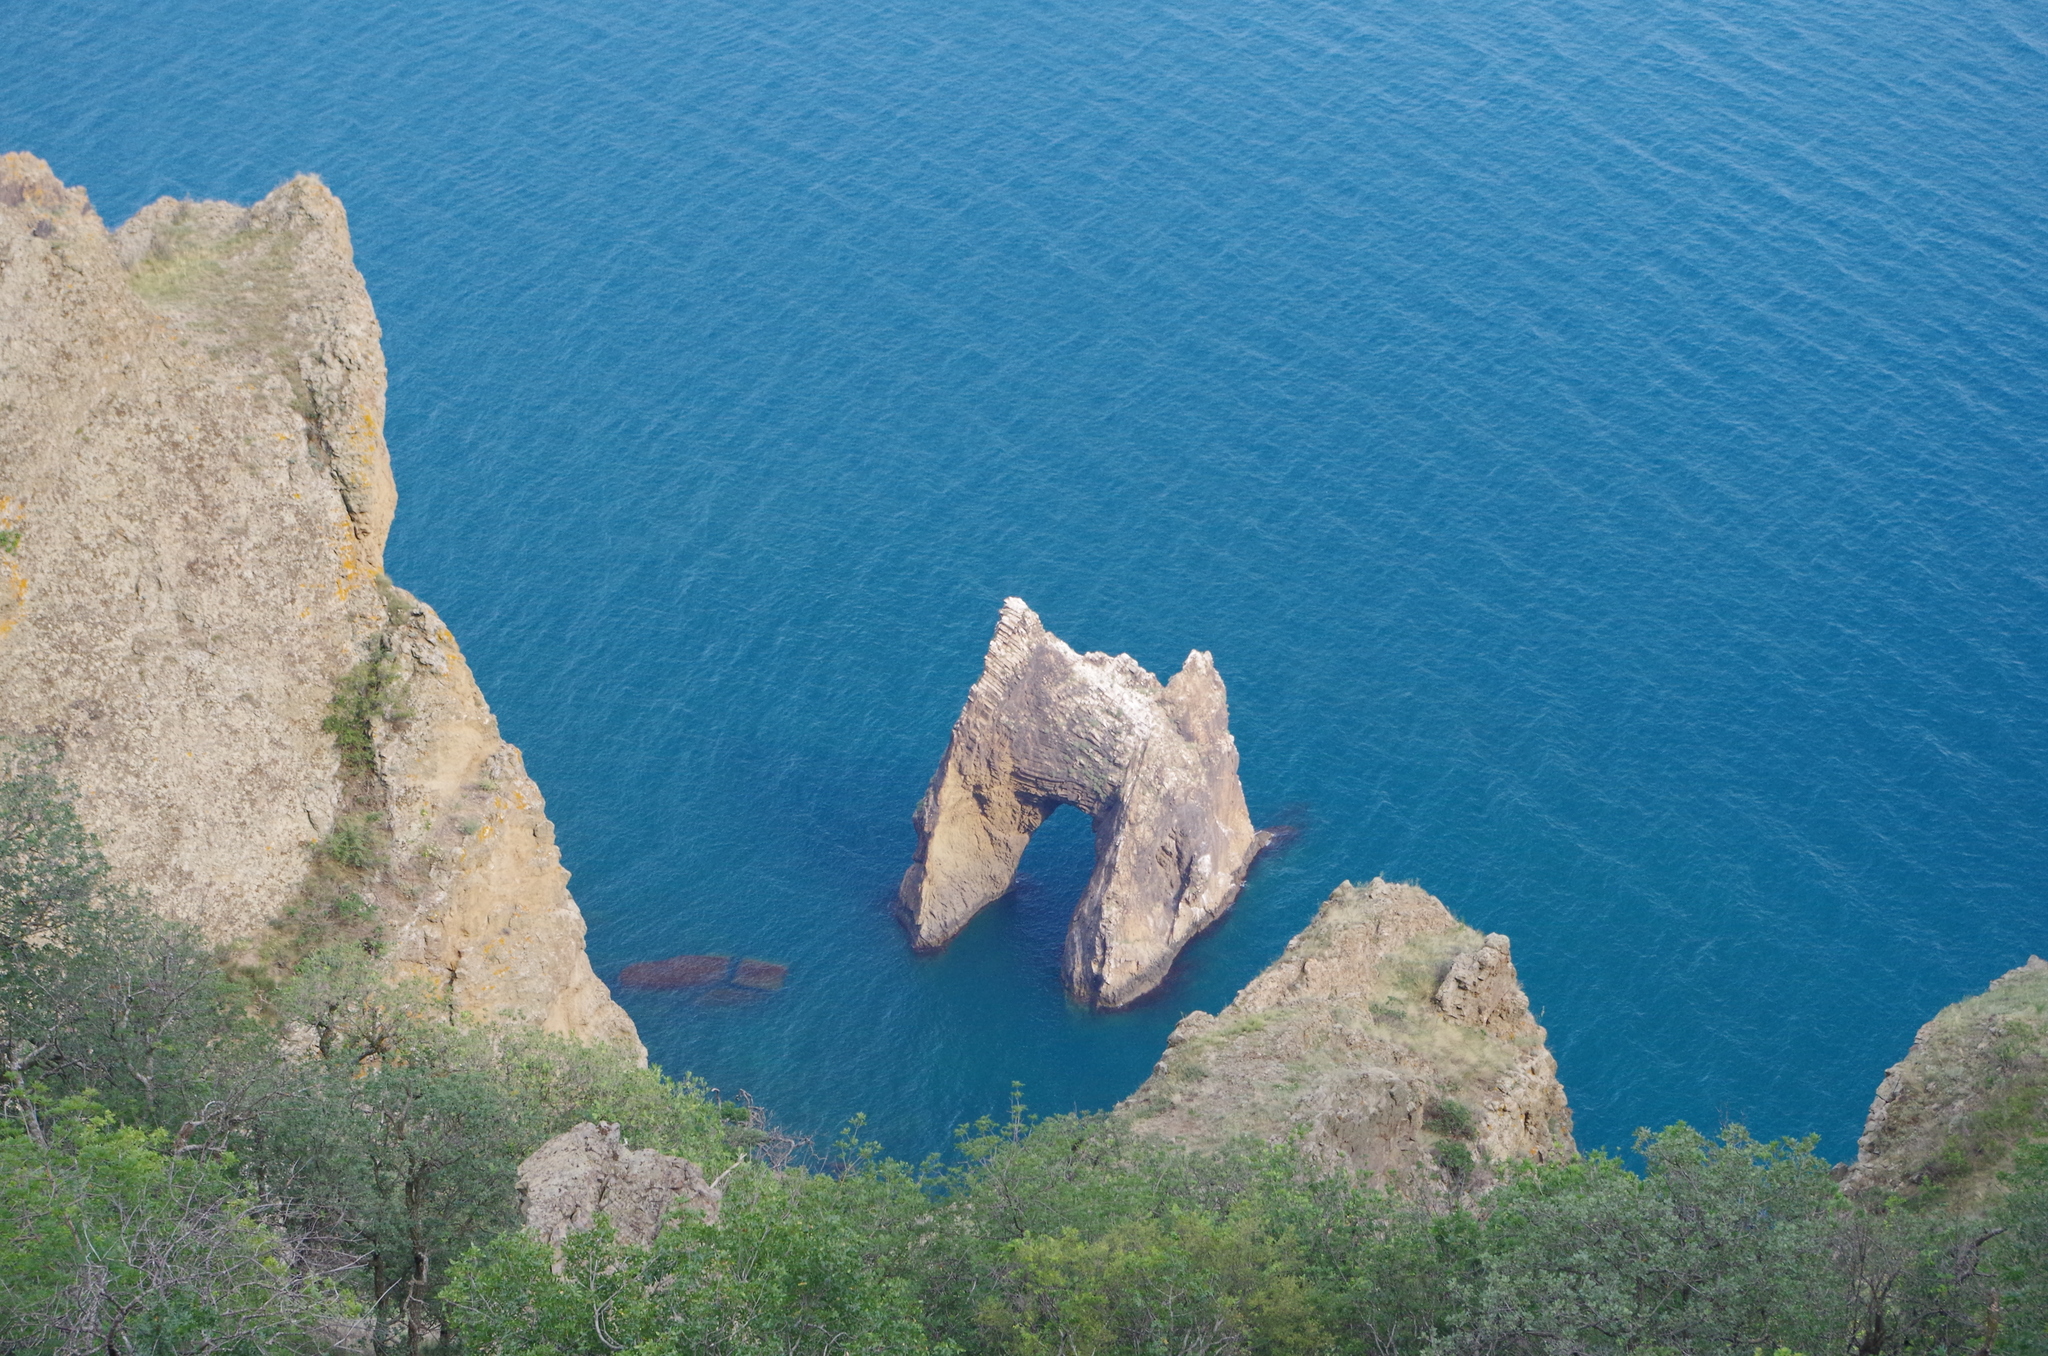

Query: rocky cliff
[
  {"left": 1122, "top": 879, "right": 1574, "bottom": 1198},
  {"left": 898, "top": 598, "right": 1268, "bottom": 1009},
  {"left": 0, "top": 153, "right": 639, "bottom": 1054},
  {"left": 1843, "top": 955, "right": 2048, "bottom": 1211}
]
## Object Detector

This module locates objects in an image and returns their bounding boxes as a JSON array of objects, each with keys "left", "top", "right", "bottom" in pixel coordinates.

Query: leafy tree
[
  {"left": 252, "top": 970, "right": 524, "bottom": 1355},
  {"left": 255, "top": 948, "right": 742, "bottom": 1353},
  {"left": 0, "top": 1098, "right": 347, "bottom": 1354},
  {"left": 1444, "top": 1124, "right": 1845, "bottom": 1355},
  {"left": 1990, "top": 1142, "right": 2048, "bottom": 1353},
  {"left": 445, "top": 1171, "right": 937, "bottom": 1356},
  {"left": 0, "top": 744, "right": 248, "bottom": 1144},
  {"left": 981, "top": 1212, "right": 1322, "bottom": 1356}
]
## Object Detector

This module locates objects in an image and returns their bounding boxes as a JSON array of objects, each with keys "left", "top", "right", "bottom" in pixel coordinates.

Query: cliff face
[
  {"left": 0, "top": 153, "right": 639, "bottom": 1054},
  {"left": 1844, "top": 956, "right": 2048, "bottom": 1211},
  {"left": 898, "top": 598, "right": 1268, "bottom": 1009},
  {"left": 1123, "top": 879, "right": 1574, "bottom": 1198}
]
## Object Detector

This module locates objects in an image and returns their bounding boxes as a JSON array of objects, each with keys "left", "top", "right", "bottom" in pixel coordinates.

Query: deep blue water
[{"left": 7, "top": 0, "right": 2045, "bottom": 1162}]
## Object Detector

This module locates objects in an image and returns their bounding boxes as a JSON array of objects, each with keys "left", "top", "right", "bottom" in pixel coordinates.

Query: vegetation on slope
[
  {"left": 3, "top": 744, "right": 2045, "bottom": 1355},
  {"left": 1847, "top": 957, "right": 2048, "bottom": 1213},
  {"left": 0, "top": 744, "right": 735, "bottom": 1352}
]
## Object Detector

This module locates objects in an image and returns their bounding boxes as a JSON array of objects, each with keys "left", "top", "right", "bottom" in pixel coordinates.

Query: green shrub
[
  {"left": 0, "top": 1099, "right": 348, "bottom": 1351},
  {"left": 1423, "top": 1096, "right": 1476, "bottom": 1140},
  {"left": 1433, "top": 1138, "right": 1476, "bottom": 1188},
  {"left": 331, "top": 890, "right": 375, "bottom": 922},
  {"left": 320, "top": 646, "right": 409, "bottom": 775},
  {"left": 316, "top": 813, "right": 382, "bottom": 871}
]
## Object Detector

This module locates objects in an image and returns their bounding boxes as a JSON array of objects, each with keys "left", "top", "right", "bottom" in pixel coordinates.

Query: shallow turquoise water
[{"left": 6, "top": 0, "right": 2045, "bottom": 1160}]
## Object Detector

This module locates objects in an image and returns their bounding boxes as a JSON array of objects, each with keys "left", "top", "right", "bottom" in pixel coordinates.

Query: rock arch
[{"left": 896, "top": 599, "right": 1268, "bottom": 1008}]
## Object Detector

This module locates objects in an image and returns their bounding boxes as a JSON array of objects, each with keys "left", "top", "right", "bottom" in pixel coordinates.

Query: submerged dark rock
[
  {"left": 732, "top": 959, "right": 787, "bottom": 990},
  {"left": 619, "top": 955, "right": 732, "bottom": 989},
  {"left": 617, "top": 953, "right": 789, "bottom": 1004}
]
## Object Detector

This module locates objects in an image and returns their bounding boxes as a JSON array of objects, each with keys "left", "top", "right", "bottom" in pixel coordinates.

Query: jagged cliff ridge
[
  {"left": 1844, "top": 955, "right": 2048, "bottom": 1210},
  {"left": 898, "top": 598, "right": 1268, "bottom": 1009},
  {"left": 0, "top": 153, "right": 639, "bottom": 1053},
  {"left": 1122, "top": 879, "right": 1574, "bottom": 1197}
]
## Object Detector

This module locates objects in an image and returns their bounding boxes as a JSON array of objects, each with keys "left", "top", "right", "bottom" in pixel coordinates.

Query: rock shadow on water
[{"left": 617, "top": 954, "right": 787, "bottom": 1008}]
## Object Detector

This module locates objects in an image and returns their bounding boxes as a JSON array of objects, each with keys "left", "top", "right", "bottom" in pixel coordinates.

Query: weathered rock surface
[
  {"left": 1843, "top": 955, "right": 2048, "bottom": 1211},
  {"left": 1122, "top": 879, "right": 1574, "bottom": 1198},
  {"left": 0, "top": 153, "right": 639, "bottom": 1053},
  {"left": 898, "top": 598, "right": 1267, "bottom": 1008},
  {"left": 517, "top": 1121, "right": 722, "bottom": 1245}
]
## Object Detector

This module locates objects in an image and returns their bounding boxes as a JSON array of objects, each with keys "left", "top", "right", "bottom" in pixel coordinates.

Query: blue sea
[{"left": 7, "top": 0, "right": 2044, "bottom": 1162}]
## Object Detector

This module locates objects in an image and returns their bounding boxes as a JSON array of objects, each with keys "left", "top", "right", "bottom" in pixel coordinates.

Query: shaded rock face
[
  {"left": 0, "top": 154, "right": 639, "bottom": 1055},
  {"left": 517, "top": 1122, "right": 721, "bottom": 1246},
  {"left": 1843, "top": 955, "right": 2048, "bottom": 1211},
  {"left": 898, "top": 599, "right": 1267, "bottom": 1009},
  {"left": 1122, "top": 879, "right": 1574, "bottom": 1200}
]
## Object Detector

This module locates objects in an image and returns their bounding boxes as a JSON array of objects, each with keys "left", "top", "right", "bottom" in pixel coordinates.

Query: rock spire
[
  {"left": 1123, "top": 879, "right": 1575, "bottom": 1199},
  {"left": 897, "top": 599, "right": 1267, "bottom": 1008}
]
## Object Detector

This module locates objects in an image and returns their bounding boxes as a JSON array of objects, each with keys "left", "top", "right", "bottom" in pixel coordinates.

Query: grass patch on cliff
[
  {"left": 125, "top": 237, "right": 230, "bottom": 306},
  {"left": 1918, "top": 1036, "right": 2048, "bottom": 1209},
  {"left": 261, "top": 813, "right": 392, "bottom": 975},
  {"left": 315, "top": 812, "right": 383, "bottom": 871},
  {"left": 320, "top": 644, "right": 410, "bottom": 776},
  {"left": 259, "top": 644, "right": 415, "bottom": 977}
]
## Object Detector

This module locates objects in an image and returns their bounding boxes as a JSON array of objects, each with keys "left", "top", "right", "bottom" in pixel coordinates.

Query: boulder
[{"left": 517, "top": 1122, "right": 722, "bottom": 1246}]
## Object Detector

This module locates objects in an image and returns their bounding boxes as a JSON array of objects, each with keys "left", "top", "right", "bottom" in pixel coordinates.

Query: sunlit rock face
[
  {"left": 0, "top": 154, "right": 638, "bottom": 1055},
  {"left": 1123, "top": 879, "right": 1576, "bottom": 1201},
  {"left": 896, "top": 598, "right": 1267, "bottom": 1009}
]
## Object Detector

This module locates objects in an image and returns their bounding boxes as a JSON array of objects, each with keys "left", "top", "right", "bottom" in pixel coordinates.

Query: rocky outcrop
[
  {"left": 0, "top": 153, "right": 639, "bottom": 1054},
  {"left": 517, "top": 1121, "right": 722, "bottom": 1245},
  {"left": 1122, "top": 879, "right": 1574, "bottom": 1198},
  {"left": 898, "top": 598, "right": 1267, "bottom": 1009},
  {"left": 1843, "top": 955, "right": 2048, "bottom": 1211}
]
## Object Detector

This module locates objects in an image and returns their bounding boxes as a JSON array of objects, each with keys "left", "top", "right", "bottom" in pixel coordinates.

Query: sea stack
[{"left": 897, "top": 598, "right": 1267, "bottom": 1008}]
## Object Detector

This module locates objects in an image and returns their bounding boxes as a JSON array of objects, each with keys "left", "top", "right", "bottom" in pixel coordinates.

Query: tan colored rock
[
  {"left": 0, "top": 153, "right": 638, "bottom": 1055},
  {"left": 1122, "top": 879, "right": 1574, "bottom": 1199},
  {"left": 518, "top": 1121, "right": 722, "bottom": 1246},
  {"left": 898, "top": 598, "right": 1268, "bottom": 1008},
  {"left": 1843, "top": 955, "right": 2048, "bottom": 1211}
]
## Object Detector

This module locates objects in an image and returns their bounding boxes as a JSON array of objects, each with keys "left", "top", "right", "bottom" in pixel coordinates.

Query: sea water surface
[{"left": 6, "top": 0, "right": 2045, "bottom": 1160}]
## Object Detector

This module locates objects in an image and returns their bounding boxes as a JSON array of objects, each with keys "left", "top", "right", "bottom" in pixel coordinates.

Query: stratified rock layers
[
  {"left": 898, "top": 599, "right": 1265, "bottom": 1009},
  {"left": 0, "top": 153, "right": 638, "bottom": 1054},
  {"left": 1123, "top": 879, "right": 1574, "bottom": 1197}
]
